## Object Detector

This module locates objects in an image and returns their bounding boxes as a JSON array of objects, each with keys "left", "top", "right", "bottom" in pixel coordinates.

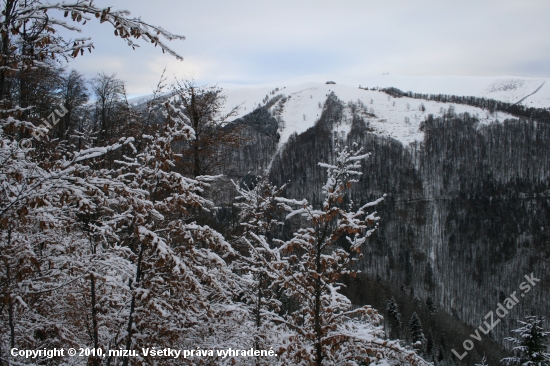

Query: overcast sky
[{"left": 60, "top": 0, "right": 550, "bottom": 97}]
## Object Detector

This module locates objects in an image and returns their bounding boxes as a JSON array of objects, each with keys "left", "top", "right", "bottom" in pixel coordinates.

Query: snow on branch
[{"left": 4, "top": 0, "right": 186, "bottom": 60}]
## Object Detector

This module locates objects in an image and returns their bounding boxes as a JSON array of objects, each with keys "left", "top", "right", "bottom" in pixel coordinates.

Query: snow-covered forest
[
  {"left": 1, "top": 1, "right": 550, "bottom": 366},
  {"left": 0, "top": 1, "right": 432, "bottom": 365}
]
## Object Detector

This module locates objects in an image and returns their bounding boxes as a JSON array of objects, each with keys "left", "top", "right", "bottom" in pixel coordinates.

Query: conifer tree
[
  {"left": 426, "top": 296, "right": 438, "bottom": 314},
  {"left": 387, "top": 298, "right": 402, "bottom": 339},
  {"left": 425, "top": 330, "right": 435, "bottom": 359},
  {"left": 409, "top": 311, "right": 426, "bottom": 347},
  {"left": 501, "top": 315, "right": 550, "bottom": 366},
  {"left": 438, "top": 332, "right": 448, "bottom": 362}
]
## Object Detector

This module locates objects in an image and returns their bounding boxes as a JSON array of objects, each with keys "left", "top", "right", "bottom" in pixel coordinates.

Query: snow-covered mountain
[
  {"left": 221, "top": 80, "right": 525, "bottom": 147},
  {"left": 131, "top": 75, "right": 549, "bottom": 148},
  {"left": 129, "top": 73, "right": 550, "bottom": 166},
  {"left": 219, "top": 74, "right": 549, "bottom": 108}
]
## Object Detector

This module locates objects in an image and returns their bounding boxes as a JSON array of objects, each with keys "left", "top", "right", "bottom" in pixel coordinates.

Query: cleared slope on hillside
[{"left": 223, "top": 81, "right": 516, "bottom": 147}]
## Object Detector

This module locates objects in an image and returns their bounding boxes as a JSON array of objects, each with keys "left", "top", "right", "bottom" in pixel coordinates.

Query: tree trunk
[
  {"left": 122, "top": 242, "right": 145, "bottom": 366},
  {"left": 314, "top": 239, "right": 322, "bottom": 366},
  {"left": 7, "top": 268, "right": 15, "bottom": 350},
  {"left": 6, "top": 228, "right": 15, "bottom": 349},
  {"left": 0, "top": 1, "right": 15, "bottom": 101},
  {"left": 191, "top": 98, "right": 201, "bottom": 178},
  {"left": 314, "top": 219, "right": 330, "bottom": 366},
  {"left": 90, "top": 272, "right": 100, "bottom": 366},
  {"left": 255, "top": 275, "right": 262, "bottom": 366}
]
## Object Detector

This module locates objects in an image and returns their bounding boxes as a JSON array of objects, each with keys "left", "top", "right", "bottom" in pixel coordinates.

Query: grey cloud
[{"left": 57, "top": 0, "right": 550, "bottom": 96}]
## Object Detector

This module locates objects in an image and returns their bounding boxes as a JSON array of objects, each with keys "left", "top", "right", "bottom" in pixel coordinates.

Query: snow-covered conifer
[
  {"left": 409, "top": 312, "right": 426, "bottom": 347},
  {"left": 501, "top": 315, "right": 550, "bottom": 366}
]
